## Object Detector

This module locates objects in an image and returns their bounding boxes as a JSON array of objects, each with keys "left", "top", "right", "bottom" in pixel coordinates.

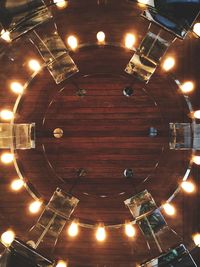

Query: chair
[{"left": 0, "top": 123, "right": 35, "bottom": 149}]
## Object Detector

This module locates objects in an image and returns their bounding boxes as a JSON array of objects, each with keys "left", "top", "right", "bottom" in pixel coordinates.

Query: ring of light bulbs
[{"left": 0, "top": 1, "right": 200, "bottom": 264}]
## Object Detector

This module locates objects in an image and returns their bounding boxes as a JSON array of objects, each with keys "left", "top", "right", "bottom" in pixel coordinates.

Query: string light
[
  {"left": 0, "top": 29, "right": 11, "bottom": 42},
  {"left": 1, "top": 153, "right": 14, "bottom": 164},
  {"left": 10, "top": 82, "right": 24, "bottom": 94},
  {"left": 163, "top": 203, "right": 176, "bottom": 216},
  {"left": 125, "top": 33, "right": 136, "bottom": 49},
  {"left": 10, "top": 179, "right": 24, "bottom": 191},
  {"left": 53, "top": 0, "right": 68, "bottom": 9},
  {"left": 181, "top": 181, "right": 195, "bottom": 193},
  {"left": 97, "top": 31, "right": 105, "bottom": 44},
  {"left": 193, "top": 23, "right": 200, "bottom": 37},
  {"left": 193, "top": 110, "right": 200, "bottom": 119},
  {"left": 29, "top": 200, "right": 42, "bottom": 214},
  {"left": 67, "top": 35, "right": 78, "bottom": 50},
  {"left": 192, "top": 155, "right": 200, "bottom": 165},
  {"left": 1, "top": 230, "right": 15, "bottom": 246},
  {"left": 180, "top": 81, "right": 194, "bottom": 93},
  {"left": 193, "top": 233, "right": 200, "bottom": 247},
  {"left": 28, "top": 59, "right": 41, "bottom": 72},
  {"left": 125, "top": 223, "right": 136, "bottom": 238},
  {"left": 68, "top": 221, "right": 79, "bottom": 237},
  {"left": 0, "top": 109, "right": 14, "bottom": 121},
  {"left": 56, "top": 260, "right": 67, "bottom": 267},
  {"left": 162, "top": 57, "right": 175, "bottom": 71},
  {"left": 96, "top": 225, "right": 106, "bottom": 242}
]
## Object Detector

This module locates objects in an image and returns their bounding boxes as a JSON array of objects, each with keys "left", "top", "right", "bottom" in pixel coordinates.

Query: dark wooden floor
[{"left": 0, "top": 0, "right": 200, "bottom": 266}]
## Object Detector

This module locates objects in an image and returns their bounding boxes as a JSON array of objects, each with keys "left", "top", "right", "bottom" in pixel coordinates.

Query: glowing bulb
[
  {"left": 193, "top": 23, "right": 200, "bottom": 37},
  {"left": 56, "top": 260, "right": 67, "bottom": 267},
  {"left": 180, "top": 81, "right": 194, "bottom": 93},
  {"left": 10, "top": 82, "right": 24, "bottom": 94},
  {"left": 193, "top": 110, "right": 200, "bottom": 119},
  {"left": 125, "top": 33, "right": 136, "bottom": 49},
  {"left": 193, "top": 233, "right": 200, "bottom": 247},
  {"left": 1, "top": 153, "right": 14, "bottom": 164},
  {"left": 138, "top": 0, "right": 149, "bottom": 4},
  {"left": 125, "top": 223, "right": 136, "bottom": 238},
  {"left": 0, "top": 29, "right": 11, "bottom": 42},
  {"left": 53, "top": 0, "right": 68, "bottom": 9},
  {"left": 68, "top": 221, "right": 79, "bottom": 237},
  {"left": 1, "top": 230, "right": 15, "bottom": 246},
  {"left": 29, "top": 200, "right": 42, "bottom": 214},
  {"left": 11, "top": 179, "right": 24, "bottom": 191},
  {"left": 28, "top": 59, "right": 41, "bottom": 72},
  {"left": 163, "top": 203, "right": 176, "bottom": 216},
  {"left": 181, "top": 181, "right": 195, "bottom": 193},
  {"left": 0, "top": 109, "right": 14, "bottom": 121},
  {"left": 67, "top": 36, "right": 78, "bottom": 50},
  {"left": 192, "top": 155, "right": 200, "bottom": 165},
  {"left": 97, "top": 31, "right": 105, "bottom": 43},
  {"left": 96, "top": 226, "right": 106, "bottom": 242},
  {"left": 162, "top": 57, "right": 175, "bottom": 71}
]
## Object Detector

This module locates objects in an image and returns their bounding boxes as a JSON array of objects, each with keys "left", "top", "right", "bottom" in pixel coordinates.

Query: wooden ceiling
[{"left": 0, "top": 0, "right": 200, "bottom": 266}]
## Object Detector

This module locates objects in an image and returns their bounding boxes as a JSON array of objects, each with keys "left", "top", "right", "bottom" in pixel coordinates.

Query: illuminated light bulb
[
  {"left": 1, "top": 230, "right": 15, "bottom": 246},
  {"left": 180, "top": 81, "right": 194, "bottom": 93},
  {"left": 125, "top": 223, "right": 136, "bottom": 238},
  {"left": 68, "top": 221, "right": 79, "bottom": 237},
  {"left": 29, "top": 200, "right": 42, "bottom": 214},
  {"left": 193, "top": 110, "right": 200, "bottom": 119},
  {"left": 10, "top": 82, "right": 24, "bottom": 94},
  {"left": 125, "top": 33, "right": 136, "bottom": 49},
  {"left": 162, "top": 57, "right": 175, "bottom": 71},
  {"left": 181, "top": 181, "right": 195, "bottom": 193},
  {"left": 0, "top": 29, "right": 11, "bottom": 42},
  {"left": 11, "top": 179, "right": 24, "bottom": 191},
  {"left": 97, "top": 31, "right": 105, "bottom": 43},
  {"left": 193, "top": 233, "right": 200, "bottom": 247},
  {"left": 1, "top": 153, "right": 14, "bottom": 164},
  {"left": 0, "top": 109, "right": 14, "bottom": 121},
  {"left": 28, "top": 59, "right": 41, "bottom": 72},
  {"left": 56, "top": 260, "right": 67, "bottom": 267},
  {"left": 193, "top": 23, "right": 200, "bottom": 37},
  {"left": 67, "top": 35, "right": 78, "bottom": 50},
  {"left": 192, "top": 155, "right": 200, "bottom": 165},
  {"left": 163, "top": 203, "right": 176, "bottom": 216},
  {"left": 138, "top": 0, "right": 149, "bottom": 4},
  {"left": 53, "top": 0, "right": 68, "bottom": 9},
  {"left": 96, "top": 226, "right": 106, "bottom": 242}
]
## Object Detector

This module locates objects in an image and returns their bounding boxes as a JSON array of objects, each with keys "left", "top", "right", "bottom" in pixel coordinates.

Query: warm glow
[
  {"left": 162, "top": 57, "right": 175, "bottom": 71},
  {"left": 193, "top": 23, "right": 200, "bottom": 37},
  {"left": 1, "top": 153, "right": 14, "bottom": 164},
  {"left": 29, "top": 200, "right": 42, "bottom": 214},
  {"left": 54, "top": 0, "right": 68, "bottom": 9},
  {"left": 192, "top": 155, "right": 200, "bottom": 165},
  {"left": 193, "top": 233, "right": 200, "bottom": 247},
  {"left": 0, "top": 29, "right": 11, "bottom": 42},
  {"left": 1, "top": 230, "right": 15, "bottom": 246},
  {"left": 180, "top": 81, "right": 194, "bottom": 93},
  {"left": 97, "top": 31, "right": 105, "bottom": 43},
  {"left": 181, "top": 181, "right": 195, "bottom": 193},
  {"left": 56, "top": 260, "right": 67, "bottom": 267},
  {"left": 125, "top": 223, "right": 136, "bottom": 238},
  {"left": 125, "top": 33, "right": 136, "bottom": 49},
  {"left": 11, "top": 179, "right": 24, "bottom": 191},
  {"left": 0, "top": 109, "right": 14, "bottom": 121},
  {"left": 193, "top": 110, "right": 200, "bottom": 119},
  {"left": 163, "top": 203, "right": 176, "bottom": 216},
  {"left": 28, "top": 59, "right": 41, "bottom": 72},
  {"left": 67, "top": 35, "right": 78, "bottom": 50},
  {"left": 96, "top": 226, "right": 106, "bottom": 242},
  {"left": 138, "top": 0, "right": 149, "bottom": 4},
  {"left": 10, "top": 82, "right": 24, "bottom": 94},
  {"left": 68, "top": 221, "right": 79, "bottom": 237}
]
